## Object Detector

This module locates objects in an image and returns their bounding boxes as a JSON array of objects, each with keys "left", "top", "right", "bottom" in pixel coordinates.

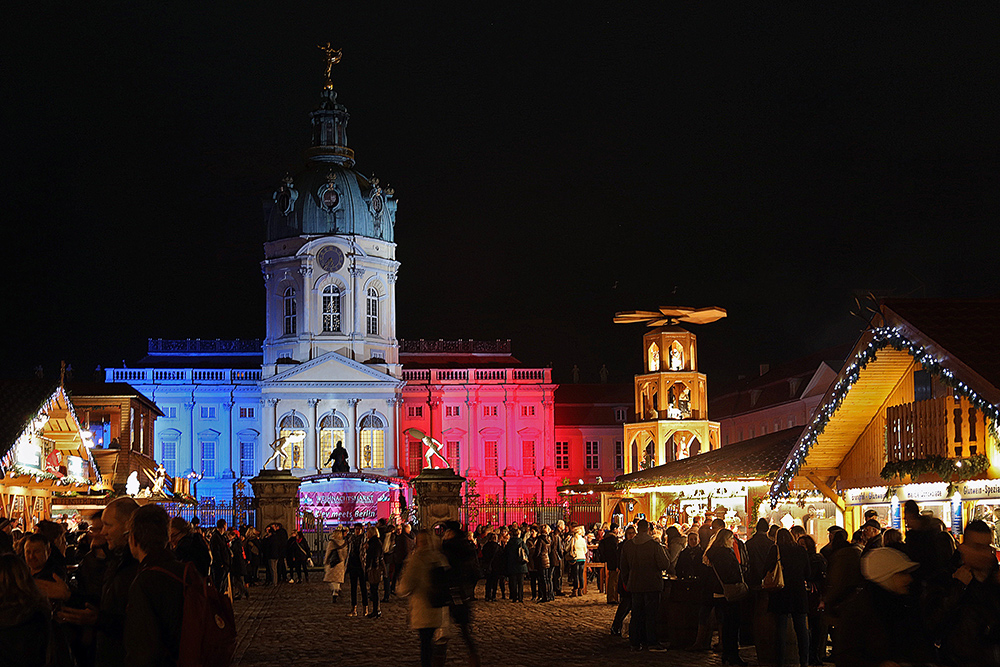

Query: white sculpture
[
  {"left": 406, "top": 428, "right": 449, "bottom": 469},
  {"left": 263, "top": 432, "right": 306, "bottom": 470},
  {"left": 125, "top": 471, "right": 140, "bottom": 496}
]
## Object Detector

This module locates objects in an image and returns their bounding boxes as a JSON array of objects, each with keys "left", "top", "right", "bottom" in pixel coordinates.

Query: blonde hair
[{"left": 366, "top": 526, "right": 379, "bottom": 539}]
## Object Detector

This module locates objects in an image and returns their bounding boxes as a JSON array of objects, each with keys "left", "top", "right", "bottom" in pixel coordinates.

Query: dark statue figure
[{"left": 325, "top": 440, "right": 350, "bottom": 473}]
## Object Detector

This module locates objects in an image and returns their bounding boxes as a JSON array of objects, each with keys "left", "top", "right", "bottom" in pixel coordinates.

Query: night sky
[{"left": 5, "top": 5, "right": 999, "bottom": 386}]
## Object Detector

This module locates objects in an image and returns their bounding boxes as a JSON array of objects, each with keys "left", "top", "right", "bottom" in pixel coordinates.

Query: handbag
[
  {"left": 712, "top": 562, "right": 749, "bottom": 602},
  {"left": 368, "top": 564, "right": 384, "bottom": 585},
  {"left": 762, "top": 546, "right": 785, "bottom": 590}
]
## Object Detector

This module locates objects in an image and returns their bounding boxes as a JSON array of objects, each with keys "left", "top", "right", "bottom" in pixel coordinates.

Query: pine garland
[{"left": 880, "top": 453, "right": 989, "bottom": 483}]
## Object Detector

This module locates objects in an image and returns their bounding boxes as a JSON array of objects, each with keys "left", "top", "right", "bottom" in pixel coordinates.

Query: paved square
[{"left": 232, "top": 579, "right": 754, "bottom": 666}]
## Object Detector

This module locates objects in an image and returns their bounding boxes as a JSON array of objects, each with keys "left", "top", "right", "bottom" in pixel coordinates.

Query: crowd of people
[
  {"left": 4, "top": 500, "right": 998, "bottom": 667},
  {"left": 593, "top": 502, "right": 1000, "bottom": 667}
]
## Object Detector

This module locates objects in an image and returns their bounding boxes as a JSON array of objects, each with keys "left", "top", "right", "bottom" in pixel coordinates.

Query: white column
[
  {"left": 222, "top": 401, "right": 234, "bottom": 478},
  {"left": 306, "top": 398, "right": 320, "bottom": 472},
  {"left": 181, "top": 400, "right": 195, "bottom": 476},
  {"left": 385, "top": 398, "right": 398, "bottom": 474},
  {"left": 347, "top": 398, "right": 361, "bottom": 471}
]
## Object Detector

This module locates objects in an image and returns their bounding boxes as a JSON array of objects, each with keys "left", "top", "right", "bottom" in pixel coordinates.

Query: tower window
[
  {"left": 283, "top": 287, "right": 297, "bottom": 335},
  {"left": 614, "top": 408, "right": 627, "bottom": 422},
  {"left": 322, "top": 285, "right": 341, "bottom": 333},
  {"left": 366, "top": 288, "right": 379, "bottom": 336}
]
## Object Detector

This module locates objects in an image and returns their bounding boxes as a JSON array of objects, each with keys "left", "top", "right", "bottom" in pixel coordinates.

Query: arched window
[
  {"left": 648, "top": 342, "right": 660, "bottom": 372},
  {"left": 283, "top": 287, "right": 297, "bottom": 335},
  {"left": 366, "top": 287, "right": 379, "bottom": 336},
  {"left": 322, "top": 285, "right": 341, "bottom": 333},
  {"left": 359, "top": 413, "right": 385, "bottom": 468},
  {"left": 278, "top": 413, "right": 305, "bottom": 469},
  {"left": 318, "top": 413, "right": 346, "bottom": 466}
]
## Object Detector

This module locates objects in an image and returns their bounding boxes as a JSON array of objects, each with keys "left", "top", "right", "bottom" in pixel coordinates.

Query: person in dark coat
[
  {"left": 704, "top": 528, "right": 746, "bottom": 666},
  {"left": 835, "top": 547, "right": 932, "bottom": 667},
  {"left": 389, "top": 523, "right": 415, "bottom": 595},
  {"left": 441, "top": 521, "right": 481, "bottom": 667},
  {"left": 287, "top": 531, "right": 310, "bottom": 583},
  {"left": 123, "top": 504, "right": 186, "bottom": 667},
  {"left": 0, "top": 517, "right": 15, "bottom": 555},
  {"left": 619, "top": 519, "right": 670, "bottom": 652},
  {"left": 209, "top": 519, "right": 232, "bottom": 593},
  {"left": 229, "top": 529, "right": 250, "bottom": 600},
  {"left": 481, "top": 532, "right": 501, "bottom": 601},
  {"left": 610, "top": 525, "right": 637, "bottom": 636},
  {"left": 598, "top": 524, "right": 620, "bottom": 604},
  {"left": 504, "top": 527, "right": 528, "bottom": 602},
  {"left": 345, "top": 524, "right": 368, "bottom": 616},
  {"left": 244, "top": 527, "right": 262, "bottom": 585},
  {"left": 745, "top": 518, "right": 773, "bottom": 588},
  {"left": 675, "top": 531, "right": 702, "bottom": 579},
  {"left": 763, "top": 528, "right": 811, "bottom": 667},
  {"left": 531, "top": 526, "right": 552, "bottom": 603},
  {"left": 364, "top": 526, "right": 385, "bottom": 618},
  {"left": 800, "top": 534, "right": 827, "bottom": 665},
  {"left": 169, "top": 516, "right": 210, "bottom": 579},
  {"left": 0, "top": 553, "right": 57, "bottom": 667},
  {"left": 271, "top": 522, "right": 289, "bottom": 584},
  {"left": 58, "top": 497, "right": 141, "bottom": 667}
]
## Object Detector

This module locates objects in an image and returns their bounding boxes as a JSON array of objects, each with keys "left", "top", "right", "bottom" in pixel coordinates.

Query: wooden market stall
[
  {"left": 769, "top": 299, "right": 1000, "bottom": 537},
  {"left": 0, "top": 380, "right": 97, "bottom": 529}
]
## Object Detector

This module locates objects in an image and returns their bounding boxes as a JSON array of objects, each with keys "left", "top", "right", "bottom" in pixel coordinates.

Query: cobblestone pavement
[{"left": 232, "top": 578, "right": 757, "bottom": 667}]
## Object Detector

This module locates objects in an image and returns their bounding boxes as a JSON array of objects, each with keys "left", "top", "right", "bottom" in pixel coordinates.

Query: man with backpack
[{"left": 124, "top": 504, "right": 236, "bottom": 667}]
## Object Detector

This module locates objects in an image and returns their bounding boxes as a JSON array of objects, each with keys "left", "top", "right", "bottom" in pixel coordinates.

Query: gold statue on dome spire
[{"left": 318, "top": 43, "right": 342, "bottom": 90}]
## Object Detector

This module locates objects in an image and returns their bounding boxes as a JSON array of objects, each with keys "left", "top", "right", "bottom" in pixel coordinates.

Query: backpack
[
  {"left": 148, "top": 562, "right": 236, "bottom": 667},
  {"left": 518, "top": 542, "right": 529, "bottom": 565}
]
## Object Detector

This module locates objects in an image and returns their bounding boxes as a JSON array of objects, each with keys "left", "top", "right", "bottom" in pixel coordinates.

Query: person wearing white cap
[{"left": 833, "top": 547, "right": 933, "bottom": 666}]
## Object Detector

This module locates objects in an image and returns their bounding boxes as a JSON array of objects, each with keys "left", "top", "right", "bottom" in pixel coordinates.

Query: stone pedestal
[
  {"left": 249, "top": 469, "right": 302, "bottom": 533},
  {"left": 411, "top": 468, "right": 466, "bottom": 529}
]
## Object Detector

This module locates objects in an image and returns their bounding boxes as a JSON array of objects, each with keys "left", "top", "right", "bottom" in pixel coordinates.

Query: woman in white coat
[
  {"left": 323, "top": 527, "right": 348, "bottom": 603},
  {"left": 397, "top": 529, "right": 449, "bottom": 667}
]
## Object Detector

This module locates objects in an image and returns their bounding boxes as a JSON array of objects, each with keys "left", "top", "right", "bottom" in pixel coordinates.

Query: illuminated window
[
  {"left": 521, "top": 405, "right": 535, "bottom": 417},
  {"left": 407, "top": 406, "right": 423, "bottom": 418},
  {"left": 614, "top": 441, "right": 623, "bottom": 470},
  {"left": 200, "top": 440, "right": 216, "bottom": 477},
  {"left": 359, "top": 414, "right": 385, "bottom": 468},
  {"left": 163, "top": 406, "right": 177, "bottom": 419},
  {"left": 585, "top": 441, "right": 600, "bottom": 470},
  {"left": 161, "top": 440, "right": 176, "bottom": 477},
  {"left": 318, "top": 413, "right": 345, "bottom": 467},
  {"left": 447, "top": 441, "right": 460, "bottom": 470},
  {"left": 446, "top": 405, "right": 460, "bottom": 417},
  {"left": 283, "top": 287, "right": 297, "bottom": 335},
  {"left": 322, "top": 285, "right": 341, "bottom": 333},
  {"left": 278, "top": 413, "right": 306, "bottom": 469},
  {"left": 366, "top": 288, "right": 379, "bottom": 336},
  {"left": 648, "top": 343, "right": 660, "bottom": 372},
  {"left": 239, "top": 406, "right": 255, "bottom": 419},
  {"left": 556, "top": 441, "right": 569, "bottom": 470},
  {"left": 484, "top": 440, "right": 498, "bottom": 475},
  {"left": 240, "top": 441, "right": 255, "bottom": 476},
  {"left": 483, "top": 405, "right": 498, "bottom": 418},
  {"left": 522, "top": 441, "right": 535, "bottom": 474}
]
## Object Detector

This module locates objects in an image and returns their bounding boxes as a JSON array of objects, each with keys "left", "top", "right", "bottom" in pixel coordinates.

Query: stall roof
[
  {"left": 0, "top": 379, "right": 60, "bottom": 459},
  {"left": 617, "top": 426, "right": 804, "bottom": 489}
]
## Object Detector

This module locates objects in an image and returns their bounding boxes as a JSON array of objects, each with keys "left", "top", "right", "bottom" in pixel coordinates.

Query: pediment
[{"left": 264, "top": 351, "right": 401, "bottom": 386}]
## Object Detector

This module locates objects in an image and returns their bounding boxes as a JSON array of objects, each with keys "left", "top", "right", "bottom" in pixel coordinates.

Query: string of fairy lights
[{"left": 769, "top": 326, "right": 1000, "bottom": 504}]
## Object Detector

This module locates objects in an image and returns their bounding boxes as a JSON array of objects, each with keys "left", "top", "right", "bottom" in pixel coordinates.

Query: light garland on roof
[{"left": 769, "top": 326, "right": 1000, "bottom": 503}]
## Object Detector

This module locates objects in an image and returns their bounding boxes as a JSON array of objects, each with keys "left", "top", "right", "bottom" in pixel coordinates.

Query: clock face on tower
[{"left": 316, "top": 245, "right": 344, "bottom": 273}]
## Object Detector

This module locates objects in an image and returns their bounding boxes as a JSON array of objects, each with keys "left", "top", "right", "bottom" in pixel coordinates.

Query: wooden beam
[
  {"left": 800, "top": 468, "right": 840, "bottom": 478},
  {"left": 805, "top": 474, "right": 845, "bottom": 514}
]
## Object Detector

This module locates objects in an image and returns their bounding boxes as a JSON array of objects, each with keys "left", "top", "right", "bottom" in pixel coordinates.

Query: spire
[{"left": 306, "top": 43, "right": 355, "bottom": 167}]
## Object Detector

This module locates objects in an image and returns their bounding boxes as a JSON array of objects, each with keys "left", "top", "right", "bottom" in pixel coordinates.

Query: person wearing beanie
[{"left": 833, "top": 548, "right": 932, "bottom": 666}]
